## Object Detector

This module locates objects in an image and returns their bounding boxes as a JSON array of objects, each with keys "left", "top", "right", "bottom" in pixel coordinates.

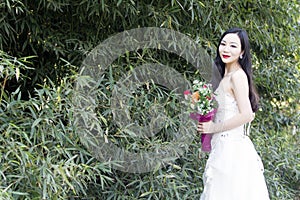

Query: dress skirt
[{"left": 200, "top": 128, "right": 270, "bottom": 200}]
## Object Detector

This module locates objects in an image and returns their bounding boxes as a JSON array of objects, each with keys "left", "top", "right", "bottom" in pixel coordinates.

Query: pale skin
[{"left": 197, "top": 33, "right": 254, "bottom": 134}]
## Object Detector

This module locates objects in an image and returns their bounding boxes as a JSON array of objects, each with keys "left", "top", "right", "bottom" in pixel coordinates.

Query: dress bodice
[
  {"left": 213, "top": 86, "right": 250, "bottom": 136},
  {"left": 214, "top": 86, "right": 239, "bottom": 123}
]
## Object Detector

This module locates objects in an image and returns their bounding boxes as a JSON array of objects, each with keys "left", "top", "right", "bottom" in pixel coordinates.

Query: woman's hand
[{"left": 197, "top": 121, "right": 216, "bottom": 134}]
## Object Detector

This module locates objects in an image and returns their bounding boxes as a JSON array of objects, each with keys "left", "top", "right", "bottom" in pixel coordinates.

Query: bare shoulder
[
  {"left": 230, "top": 69, "right": 249, "bottom": 94},
  {"left": 231, "top": 69, "right": 248, "bottom": 85}
]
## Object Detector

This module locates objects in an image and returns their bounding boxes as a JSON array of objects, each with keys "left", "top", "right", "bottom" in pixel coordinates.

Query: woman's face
[{"left": 218, "top": 33, "right": 243, "bottom": 65}]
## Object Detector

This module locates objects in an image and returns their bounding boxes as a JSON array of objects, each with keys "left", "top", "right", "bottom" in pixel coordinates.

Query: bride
[{"left": 197, "top": 28, "right": 270, "bottom": 200}]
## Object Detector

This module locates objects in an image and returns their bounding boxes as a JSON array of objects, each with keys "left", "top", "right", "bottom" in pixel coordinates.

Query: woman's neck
[{"left": 225, "top": 62, "right": 241, "bottom": 75}]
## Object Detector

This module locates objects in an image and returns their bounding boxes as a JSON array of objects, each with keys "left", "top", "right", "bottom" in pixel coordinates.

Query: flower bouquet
[{"left": 184, "top": 80, "right": 217, "bottom": 152}]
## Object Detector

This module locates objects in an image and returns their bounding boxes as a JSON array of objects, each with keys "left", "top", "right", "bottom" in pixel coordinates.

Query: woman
[{"left": 197, "top": 28, "right": 270, "bottom": 200}]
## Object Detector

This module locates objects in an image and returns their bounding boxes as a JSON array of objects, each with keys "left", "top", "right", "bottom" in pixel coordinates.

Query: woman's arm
[{"left": 198, "top": 70, "right": 254, "bottom": 133}]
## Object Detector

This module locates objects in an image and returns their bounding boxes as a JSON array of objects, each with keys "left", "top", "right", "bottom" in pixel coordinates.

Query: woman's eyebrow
[{"left": 221, "top": 40, "right": 239, "bottom": 46}]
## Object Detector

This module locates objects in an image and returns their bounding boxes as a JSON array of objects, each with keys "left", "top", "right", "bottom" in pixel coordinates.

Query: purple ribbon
[{"left": 190, "top": 109, "right": 217, "bottom": 152}]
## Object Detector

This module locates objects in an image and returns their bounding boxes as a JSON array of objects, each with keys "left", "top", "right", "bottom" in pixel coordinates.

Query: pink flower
[{"left": 184, "top": 90, "right": 191, "bottom": 95}]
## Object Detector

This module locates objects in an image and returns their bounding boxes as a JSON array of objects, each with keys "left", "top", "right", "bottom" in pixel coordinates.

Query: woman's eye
[
  {"left": 231, "top": 45, "right": 237, "bottom": 48},
  {"left": 220, "top": 43, "right": 225, "bottom": 46}
]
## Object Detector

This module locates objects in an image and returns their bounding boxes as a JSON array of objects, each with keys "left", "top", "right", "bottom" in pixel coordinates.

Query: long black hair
[{"left": 215, "top": 27, "right": 259, "bottom": 112}]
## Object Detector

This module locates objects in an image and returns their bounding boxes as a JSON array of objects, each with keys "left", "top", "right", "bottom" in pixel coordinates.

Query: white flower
[
  {"left": 193, "top": 80, "right": 199, "bottom": 85},
  {"left": 190, "top": 104, "right": 195, "bottom": 109}
]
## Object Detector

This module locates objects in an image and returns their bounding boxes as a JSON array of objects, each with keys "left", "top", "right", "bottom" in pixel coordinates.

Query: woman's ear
[{"left": 239, "top": 51, "right": 244, "bottom": 59}]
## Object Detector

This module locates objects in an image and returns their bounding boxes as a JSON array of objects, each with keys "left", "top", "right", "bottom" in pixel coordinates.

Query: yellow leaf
[{"left": 16, "top": 67, "right": 20, "bottom": 81}]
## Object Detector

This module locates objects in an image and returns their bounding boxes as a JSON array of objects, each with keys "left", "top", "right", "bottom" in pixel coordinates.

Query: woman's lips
[{"left": 222, "top": 55, "right": 230, "bottom": 59}]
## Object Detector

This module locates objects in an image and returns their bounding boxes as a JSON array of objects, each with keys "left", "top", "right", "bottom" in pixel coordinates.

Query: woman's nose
[{"left": 222, "top": 45, "right": 229, "bottom": 52}]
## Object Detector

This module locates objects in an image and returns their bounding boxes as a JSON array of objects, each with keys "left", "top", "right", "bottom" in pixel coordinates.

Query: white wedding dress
[{"left": 200, "top": 86, "right": 270, "bottom": 200}]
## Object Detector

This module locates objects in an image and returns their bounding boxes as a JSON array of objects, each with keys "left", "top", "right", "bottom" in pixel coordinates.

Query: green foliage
[
  {"left": 0, "top": 0, "right": 299, "bottom": 199},
  {"left": 252, "top": 127, "right": 300, "bottom": 199},
  {"left": 254, "top": 56, "right": 300, "bottom": 132},
  {"left": 0, "top": 53, "right": 113, "bottom": 199},
  {"left": 0, "top": 50, "right": 34, "bottom": 101},
  {"left": 1, "top": 0, "right": 299, "bottom": 86}
]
